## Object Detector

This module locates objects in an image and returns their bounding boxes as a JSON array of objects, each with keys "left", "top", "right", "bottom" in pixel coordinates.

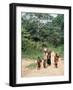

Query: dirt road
[{"left": 21, "top": 58, "right": 64, "bottom": 77}]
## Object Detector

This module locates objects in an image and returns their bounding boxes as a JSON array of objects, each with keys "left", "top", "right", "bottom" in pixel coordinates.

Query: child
[
  {"left": 43, "top": 59, "right": 47, "bottom": 68},
  {"left": 37, "top": 57, "right": 42, "bottom": 69},
  {"left": 54, "top": 53, "right": 59, "bottom": 68}
]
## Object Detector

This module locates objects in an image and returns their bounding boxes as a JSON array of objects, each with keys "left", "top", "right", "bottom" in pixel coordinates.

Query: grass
[
  {"left": 26, "top": 63, "right": 37, "bottom": 69},
  {"left": 47, "top": 44, "right": 64, "bottom": 58},
  {"left": 22, "top": 48, "right": 43, "bottom": 60},
  {"left": 22, "top": 44, "right": 64, "bottom": 60}
]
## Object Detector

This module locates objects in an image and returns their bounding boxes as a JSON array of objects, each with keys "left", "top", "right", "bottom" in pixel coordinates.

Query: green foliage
[{"left": 21, "top": 12, "right": 64, "bottom": 59}]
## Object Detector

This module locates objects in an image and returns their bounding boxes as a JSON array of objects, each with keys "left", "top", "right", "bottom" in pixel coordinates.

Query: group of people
[{"left": 37, "top": 48, "right": 59, "bottom": 69}]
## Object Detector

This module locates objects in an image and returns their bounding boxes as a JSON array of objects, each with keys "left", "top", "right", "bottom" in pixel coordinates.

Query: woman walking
[
  {"left": 43, "top": 48, "right": 51, "bottom": 68},
  {"left": 47, "top": 51, "right": 51, "bottom": 66}
]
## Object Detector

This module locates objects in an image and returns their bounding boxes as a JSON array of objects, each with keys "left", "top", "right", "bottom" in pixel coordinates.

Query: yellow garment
[{"left": 43, "top": 52, "right": 48, "bottom": 60}]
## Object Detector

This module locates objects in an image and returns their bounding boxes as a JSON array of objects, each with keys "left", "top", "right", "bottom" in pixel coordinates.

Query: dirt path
[{"left": 21, "top": 58, "right": 64, "bottom": 77}]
